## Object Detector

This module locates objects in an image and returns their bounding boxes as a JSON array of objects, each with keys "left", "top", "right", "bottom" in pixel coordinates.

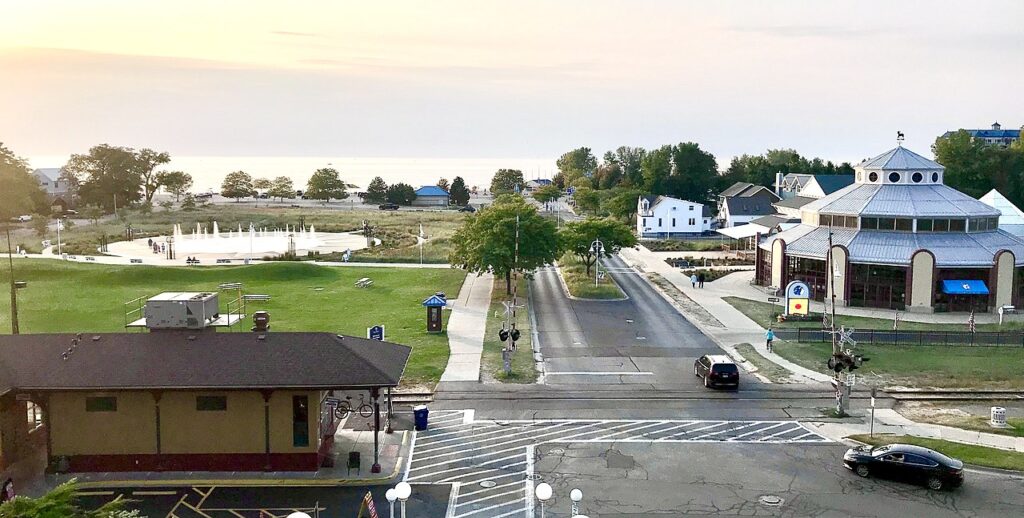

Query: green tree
[
  {"left": 220, "top": 170, "right": 255, "bottom": 201},
  {"left": 449, "top": 194, "right": 560, "bottom": 293},
  {"left": 253, "top": 177, "right": 273, "bottom": 193},
  {"left": 135, "top": 148, "right": 171, "bottom": 203},
  {"left": 593, "top": 162, "right": 623, "bottom": 190},
  {"left": 386, "top": 182, "right": 417, "bottom": 205},
  {"left": 158, "top": 200, "right": 174, "bottom": 211},
  {"left": 933, "top": 130, "right": 994, "bottom": 199},
  {"left": 0, "top": 478, "right": 138, "bottom": 517},
  {"left": 305, "top": 167, "right": 348, "bottom": 202},
  {"left": 601, "top": 187, "right": 645, "bottom": 221},
  {"left": 641, "top": 145, "right": 673, "bottom": 194},
  {"left": 556, "top": 147, "right": 598, "bottom": 177},
  {"left": 573, "top": 186, "right": 601, "bottom": 213},
  {"left": 155, "top": 171, "right": 193, "bottom": 201},
  {"left": 32, "top": 215, "right": 49, "bottom": 237},
  {"left": 437, "top": 178, "right": 450, "bottom": 192},
  {"left": 82, "top": 204, "right": 103, "bottom": 224},
  {"left": 665, "top": 142, "right": 718, "bottom": 203},
  {"left": 0, "top": 142, "right": 47, "bottom": 223},
  {"left": 615, "top": 146, "right": 647, "bottom": 187},
  {"left": 490, "top": 169, "right": 525, "bottom": 195},
  {"left": 449, "top": 176, "right": 471, "bottom": 206},
  {"left": 559, "top": 217, "right": 638, "bottom": 275},
  {"left": 365, "top": 176, "right": 388, "bottom": 204},
  {"left": 532, "top": 184, "right": 561, "bottom": 205},
  {"left": 62, "top": 145, "right": 143, "bottom": 211},
  {"left": 267, "top": 176, "right": 295, "bottom": 201},
  {"left": 180, "top": 193, "right": 197, "bottom": 211}
]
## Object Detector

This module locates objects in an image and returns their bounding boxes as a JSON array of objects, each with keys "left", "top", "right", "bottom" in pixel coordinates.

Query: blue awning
[{"left": 941, "top": 280, "right": 990, "bottom": 295}]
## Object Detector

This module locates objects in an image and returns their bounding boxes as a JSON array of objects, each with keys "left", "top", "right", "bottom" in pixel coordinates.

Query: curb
[
  {"left": 75, "top": 432, "right": 410, "bottom": 490},
  {"left": 553, "top": 261, "right": 629, "bottom": 302}
]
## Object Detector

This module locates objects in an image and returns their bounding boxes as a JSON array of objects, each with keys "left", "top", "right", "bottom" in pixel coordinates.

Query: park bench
[
  {"left": 355, "top": 278, "right": 373, "bottom": 288},
  {"left": 129, "top": 258, "right": 142, "bottom": 264},
  {"left": 86, "top": 257, "right": 96, "bottom": 262},
  {"left": 243, "top": 294, "right": 271, "bottom": 302},
  {"left": 216, "top": 258, "right": 232, "bottom": 264}
]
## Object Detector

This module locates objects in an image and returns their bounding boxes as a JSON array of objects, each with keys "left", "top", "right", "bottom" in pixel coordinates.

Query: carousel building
[{"left": 755, "top": 145, "right": 1024, "bottom": 313}]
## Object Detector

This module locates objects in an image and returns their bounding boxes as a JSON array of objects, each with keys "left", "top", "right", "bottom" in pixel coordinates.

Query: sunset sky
[{"left": 2, "top": 0, "right": 1022, "bottom": 164}]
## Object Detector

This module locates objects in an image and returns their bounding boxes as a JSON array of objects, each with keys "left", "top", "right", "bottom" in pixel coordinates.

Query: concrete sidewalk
[
  {"left": 810, "top": 408, "right": 1024, "bottom": 454},
  {"left": 619, "top": 246, "right": 832, "bottom": 383},
  {"left": 440, "top": 272, "right": 493, "bottom": 382}
]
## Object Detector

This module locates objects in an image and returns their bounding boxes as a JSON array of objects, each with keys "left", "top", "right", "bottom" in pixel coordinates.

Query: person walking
[
  {"left": 698, "top": 272, "right": 706, "bottom": 288},
  {"left": 690, "top": 273, "right": 698, "bottom": 288},
  {"left": 765, "top": 327, "right": 775, "bottom": 353}
]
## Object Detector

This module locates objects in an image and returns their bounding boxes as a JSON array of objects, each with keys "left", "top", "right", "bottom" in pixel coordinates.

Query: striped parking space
[{"left": 409, "top": 412, "right": 831, "bottom": 518}]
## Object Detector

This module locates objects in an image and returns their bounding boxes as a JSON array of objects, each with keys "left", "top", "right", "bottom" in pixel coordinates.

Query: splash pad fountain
[{"left": 105, "top": 221, "right": 371, "bottom": 262}]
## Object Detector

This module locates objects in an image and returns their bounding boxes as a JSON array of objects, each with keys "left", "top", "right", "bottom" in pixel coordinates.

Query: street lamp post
[
  {"left": 395, "top": 481, "right": 411, "bottom": 518},
  {"left": 385, "top": 489, "right": 397, "bottom": 518},
  {"left": 591, "top": 239, "right": 605, "bottom": 286},
  {"left": 5, "top": 227, "right": 27, "bottom": 334},
  {"left": 570, "top": 488, "right": 583, "bottom": 516},
  {"left": 535, "top": 483, "right": 552, "bottom": 518}
]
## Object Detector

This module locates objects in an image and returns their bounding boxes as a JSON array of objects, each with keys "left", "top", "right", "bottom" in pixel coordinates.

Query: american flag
[{"left": 968, "top": 310, "right": 976, "bottom": 333}]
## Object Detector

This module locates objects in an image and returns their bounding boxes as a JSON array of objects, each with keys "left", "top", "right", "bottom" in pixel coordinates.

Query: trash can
[
  {"left": 414, "top": 405, "right": 429, "bottom": 431},
  {"left": 991, "top": 406, "right": 1007, "bottom": 427}
]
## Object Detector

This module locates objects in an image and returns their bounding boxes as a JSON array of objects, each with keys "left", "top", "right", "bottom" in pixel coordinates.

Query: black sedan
[{"left": 843, "top": 443, "right": 964, "bottom": 490}]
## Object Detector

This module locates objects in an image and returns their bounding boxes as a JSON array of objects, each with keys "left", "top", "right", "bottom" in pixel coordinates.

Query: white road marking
[
  {"left": 730, "top": 422, "right": 789, "bottom": 441},
  {"left": 545, "top": 371, "right": 655, "bottom": 376},
  {"left": 690, "top": 421, "right": 765, "bottom": 440}
]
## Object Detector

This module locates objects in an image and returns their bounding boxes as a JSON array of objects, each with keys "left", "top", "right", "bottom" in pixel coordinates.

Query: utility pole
[
  {"left": 827, "top": 222, "right": 851, "bottom": 415},
  {"left": 6, "top": 227, "right": 19, "bottom": 334}
]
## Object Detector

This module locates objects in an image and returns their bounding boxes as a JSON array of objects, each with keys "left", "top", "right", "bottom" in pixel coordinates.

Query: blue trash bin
[{"left": 414, "top": 405, "right": 429, "bottom": 431}]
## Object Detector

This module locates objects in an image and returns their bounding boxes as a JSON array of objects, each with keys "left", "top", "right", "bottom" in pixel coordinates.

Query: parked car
[
  {"left": 257, "top": 193, "right": 269, "bottom": 199},
  {"left": 62, "top": 209, "right": 78, "bottom": 217},
  {"left": 295, "top": 190, "right": 304, "bottom": 197},
  {"left": 16, "top": 215, "right": 32, "bottom": 222},
  {"left": 458, "top": 205, "right": 476, "bottom": 213},
  {"left": 843, "top": 443, "right": 963, "bottom": 490},
  {"left": 693, "top": 354, "right": 740, "bottom": 389},
  {"left": 378, "top": 203, "right": 400, "bottom": 211}
]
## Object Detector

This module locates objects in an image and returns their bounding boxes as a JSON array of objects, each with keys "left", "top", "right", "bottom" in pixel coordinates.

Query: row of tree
[
  {"left": 449, "top": 195, "right": 637, "bottom": 292},
  {"left": 933, "top": 130, "right": 1024, "bottom": 208},
  {"left": 364, "top": 176, "right": 472, "bottom": 206},
  {"left": 0, "top": 142, "right": 49, "bottom": 221}
]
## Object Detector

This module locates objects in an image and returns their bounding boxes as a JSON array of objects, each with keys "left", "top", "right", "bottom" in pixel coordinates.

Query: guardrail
[{"left": 776, "top": 328, "right": 1024, "bottom": 347}]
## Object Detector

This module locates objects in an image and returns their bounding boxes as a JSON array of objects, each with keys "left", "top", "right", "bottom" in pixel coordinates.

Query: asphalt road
[
  {"left": 530, "top": 253, "right": 736, "bottom": 389},
  {"left": 78, "top": 483, "right": 451, "bottom": 518},
  {"left": 533, "top": 441, "right": 1024, "bottom": 517}
]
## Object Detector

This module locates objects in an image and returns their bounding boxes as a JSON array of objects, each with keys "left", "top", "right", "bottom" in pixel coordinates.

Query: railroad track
[{"left": 885, "top": 389, "right": 1024, "bottom": 401}]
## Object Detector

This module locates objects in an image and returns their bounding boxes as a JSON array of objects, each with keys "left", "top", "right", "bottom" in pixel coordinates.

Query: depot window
[
  {"left": 196, "top": 395, "right": 228, "bottom": 411},
  {"left": 86, "top": 396, "right": 117, "bottom": 412}
]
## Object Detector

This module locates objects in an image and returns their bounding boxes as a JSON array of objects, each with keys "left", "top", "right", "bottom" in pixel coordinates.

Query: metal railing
[{"left": 775, "top": 328, "right": 1024, "bottom": 347}]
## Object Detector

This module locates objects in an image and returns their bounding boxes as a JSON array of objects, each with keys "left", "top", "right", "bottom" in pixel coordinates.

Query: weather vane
[{"left": 897, "top": 131, "right": 905, "bottom": 146}]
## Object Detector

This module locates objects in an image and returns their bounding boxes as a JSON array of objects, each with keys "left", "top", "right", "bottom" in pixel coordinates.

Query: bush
[{"left": 644, "top": 239, "right": 725, "bottom": 252}]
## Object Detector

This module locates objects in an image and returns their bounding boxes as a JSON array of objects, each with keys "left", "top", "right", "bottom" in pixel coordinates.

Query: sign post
[
  {"left": 870, "top": 386, "right": 877, "bottom": 438},
  {"left": 367, "top": 325, "right": 385, "bottom": 341}
]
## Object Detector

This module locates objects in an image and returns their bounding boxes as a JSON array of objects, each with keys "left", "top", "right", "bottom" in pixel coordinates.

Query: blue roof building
[
  {"left": 413, "top": 185, "right": 450, "bottom": 207},
  {"left": 942, "top": 122, "right": 1020, "bottom": 147}
]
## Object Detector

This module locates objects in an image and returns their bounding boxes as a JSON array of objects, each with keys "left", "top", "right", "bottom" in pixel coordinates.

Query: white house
[{"left": 636, "top": 195, "right": 713, "bottom": 238}]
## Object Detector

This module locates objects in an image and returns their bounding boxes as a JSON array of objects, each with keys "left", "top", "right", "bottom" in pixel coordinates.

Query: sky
[{"left": 1, "top": 0, "right": 1023, "bottom": 166}]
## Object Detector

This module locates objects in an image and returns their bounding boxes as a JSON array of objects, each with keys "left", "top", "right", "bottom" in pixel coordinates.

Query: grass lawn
[
  {"left": 558, "top": 253, "right": 624, "bottom": 300},
  {"left": 848, "top": 434, "right": 1024, "bottom": 472},
  {"left": 722, "top": 296, "right": 1024, "bottom": 332},
  {"left": 733, "top": 343, "right": 792, "bottom": 383},
  {"left": 897, "top": 403, "right": 1024, "bottom": 438},
  {"left": 13, "top": 204, "right": 466, "bottom": 263},
  {"left": 480, "top": 274, "right": 537, "bottom": 383},
  {"left": 774, "top": 341, "right": 1024, "bottom": 389},
  {"left": 0, "top": 259, "right": 466, "bottom": 386}
]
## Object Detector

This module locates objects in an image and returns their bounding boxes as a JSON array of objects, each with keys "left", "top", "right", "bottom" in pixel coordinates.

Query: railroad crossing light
[
  {"left": 510, "top": 328, "right": 521, "bottom": 341},
  {"left": 498, "top": 329, "right": 509, "bottom": 342}
]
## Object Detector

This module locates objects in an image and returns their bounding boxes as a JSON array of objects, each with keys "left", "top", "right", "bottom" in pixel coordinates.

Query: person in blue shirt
[{"left": 765, "top": 327, "right": 775, "bottom": 353}]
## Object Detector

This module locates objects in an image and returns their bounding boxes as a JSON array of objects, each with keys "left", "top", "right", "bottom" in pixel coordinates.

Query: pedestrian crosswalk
[{"left": 407, "top": 411, "right": 831, "bottom": 518}]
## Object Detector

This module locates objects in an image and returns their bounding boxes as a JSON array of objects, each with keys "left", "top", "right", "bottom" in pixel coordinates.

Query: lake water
[{"left": 29, "top": 155, "right": 557, "bottom": 192}]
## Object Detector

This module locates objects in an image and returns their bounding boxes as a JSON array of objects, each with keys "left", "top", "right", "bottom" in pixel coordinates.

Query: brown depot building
[{"left": 0, "top": 331, "right": 409, "bottom": 473}]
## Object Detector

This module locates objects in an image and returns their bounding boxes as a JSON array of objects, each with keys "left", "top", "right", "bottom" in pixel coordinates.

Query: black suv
[
  {"left": 694, "top": 354, "right": 740, "bottom": 389},
  {"left": 378, "top": 203, "right": 400, "bottom": 211}
]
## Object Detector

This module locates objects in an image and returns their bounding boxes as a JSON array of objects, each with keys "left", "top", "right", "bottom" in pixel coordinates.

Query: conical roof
[
  {"left": 858, "top": 146, "right": 944, "bottom": 171},
  {"left": 980, "top": 189, "right": 1024, "bottom": 225}
]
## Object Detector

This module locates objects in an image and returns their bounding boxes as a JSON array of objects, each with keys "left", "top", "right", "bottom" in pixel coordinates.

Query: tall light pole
[
  {"left": 535, "top": 483, "right": 552, "bottom": 518},
  {"left": 5, "top": 227, "right": 26, "bottom": 334},
  {"left": 395, "top": 481, "right": 411, "bottom": 518},
  {"left": 570, "top": 488, "right": 583, "bottom": 517},
  {"left": 591, "top": 239, "right": 605, "bottom": 286}
]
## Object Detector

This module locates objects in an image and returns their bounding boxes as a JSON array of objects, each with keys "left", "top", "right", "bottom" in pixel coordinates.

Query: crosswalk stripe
[
  {"left": 456, "top": 487, "right": 525, "bottom": 508},
  {"left": 730, "top": 422, "right": 789, "bottom": 441},
  {"left": 660, "top": 420, "right": 727, "bottom": 440},
  {"left": 650, "top": 421, "right": 707, "bottom": 440},
  {"left": 457, "top": 480, "right": 524, "bottom": 499},
  {"left": 453, "top": 496, "right": 527, "bottom": 518},
  {"left": 416, "top": 423, "right": 596, "bottom": 462},
  {"left": 760, "top": 426, "right": 809, "bottom": 441},
  {"left": 590, "top": 421, "right": 667, "bottom": 441},
  {"left": 690, "top": 421, "right": 764, "bottom": 440}
]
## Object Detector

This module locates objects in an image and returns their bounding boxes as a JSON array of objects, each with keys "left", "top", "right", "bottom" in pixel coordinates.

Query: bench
[
  {"left": 129, "top": 258, "right": 142, "bottom": 264},
  {"left": 355, "top": 278, "right": 373, "bottom": 288},
  {"left": 243, "top": 294, "right": 271, "bottom": 302},
  {"left": 86, "top": 257, "right": 96, "bottom": 262},
  {"left": 216, "top": 259, "right": 232, "bottom": 264}
]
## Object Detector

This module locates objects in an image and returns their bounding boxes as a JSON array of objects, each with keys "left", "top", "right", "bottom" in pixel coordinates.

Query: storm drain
[
  {"left": 759, "top": 495, "right": 784, "bottom": 507},
  {"left": 549, "top": 448, "right": 565, "bottom": 455}
]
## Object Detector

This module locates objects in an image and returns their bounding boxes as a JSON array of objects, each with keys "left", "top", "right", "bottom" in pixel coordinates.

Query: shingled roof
[{"left": 0, "top": 332, "right": 411, "bottom": 392}]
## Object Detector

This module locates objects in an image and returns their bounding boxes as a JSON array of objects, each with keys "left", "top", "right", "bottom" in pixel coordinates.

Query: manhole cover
[
  {"left": 549, "top": 448, "right": 565, "bottom": 455},
  {"left": 759, "top": 495, "right": 784, "bottom": 507},
  {"left": 479, "top": 480, "right": 497, "bottom": 488}
]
